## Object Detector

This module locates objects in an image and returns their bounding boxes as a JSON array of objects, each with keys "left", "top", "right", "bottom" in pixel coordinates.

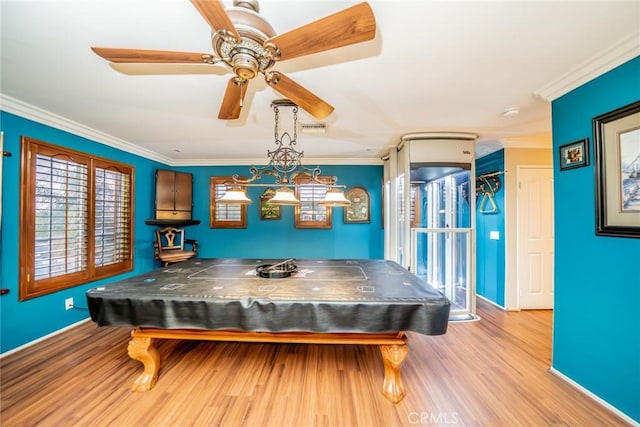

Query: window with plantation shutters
[
  {"left": 20, "top": 137, "right": 133, "bottom": 300},
  {"left": 94, "top": 163, "right": 131, "bottom": 268},
  {"left": 294, "top": 175, "right": 332, "bottom": 229},
  {"left": 210, "top": 177, "right": 247, "bottom": 228},
  {"left": 33, "top": 152, "right": 89, "bottom": 281}
]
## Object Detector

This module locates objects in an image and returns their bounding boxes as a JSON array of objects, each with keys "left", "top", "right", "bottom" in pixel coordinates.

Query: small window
[
  {"left": 294, "top": 175, "right": 332, "bottom": 229},
  {"left": 19, "top": 137, "right": 133, "bottom": 300},
  {"left": 210, "top": 177, "right": 247, "bottom": 228}
]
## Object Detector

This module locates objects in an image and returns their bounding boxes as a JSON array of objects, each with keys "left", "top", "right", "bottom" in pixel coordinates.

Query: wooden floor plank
[{"left": 0, "top": 300, "right": 630, "bottom": 426}]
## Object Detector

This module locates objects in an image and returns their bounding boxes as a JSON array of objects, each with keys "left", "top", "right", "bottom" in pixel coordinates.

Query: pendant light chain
[{"left": 273, "top": 102, "right": 298, "bottom": 146}]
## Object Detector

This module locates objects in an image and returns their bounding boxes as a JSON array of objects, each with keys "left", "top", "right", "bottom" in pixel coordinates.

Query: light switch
[{"left": 489, "top": 231, "right": 500, "bottom": 240}]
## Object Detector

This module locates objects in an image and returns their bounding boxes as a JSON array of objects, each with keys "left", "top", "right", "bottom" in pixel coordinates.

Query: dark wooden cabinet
[{"left": 155, "top": 169, "right": 193, "bottom": 220}]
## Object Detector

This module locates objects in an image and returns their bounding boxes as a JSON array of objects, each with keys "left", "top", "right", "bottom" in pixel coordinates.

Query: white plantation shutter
[
  {"left": 214, "top": 182, "right": 242, "bottom": 221},
  {"left": 294, "top": 175, "right": 332, "bottom": 229},
  {"left": 33, "top": 153, "right": 88, "bottom": 280},
  {"left": 297, "top": 181, "right": 327, "bottom": 222},
  {"left": 94, "top": 167, "right": 131, "bottom": 267},
  {"left": 210, "top": 177, "right": 247, "bottom": 228}
]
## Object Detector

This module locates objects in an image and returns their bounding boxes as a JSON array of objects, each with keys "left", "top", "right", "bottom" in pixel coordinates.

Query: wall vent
[{"left": 299, "top": 121, "right": 327, "bottom": 133}]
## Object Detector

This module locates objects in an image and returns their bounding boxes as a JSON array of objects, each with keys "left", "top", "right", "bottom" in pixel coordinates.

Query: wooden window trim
[
  {"left": 294, "top": 175, "right": 332, "bottom": 229},
  {"left": 210, "top": 177, "right": 247, "bottom": 229},
  {"left": 19, "top": 137, "right": 134, "bottom": 300}
]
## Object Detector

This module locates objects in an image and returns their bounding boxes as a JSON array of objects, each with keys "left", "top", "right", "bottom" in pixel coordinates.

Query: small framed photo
[
  {"left": 344, "top": 186, "right": 370, "bottom": 223},
  {"left": 559, "top": 138, "right": 589, "bottom": 171},
  {"left": 260, "top": 188, "right": 281, "bottom": 220}
]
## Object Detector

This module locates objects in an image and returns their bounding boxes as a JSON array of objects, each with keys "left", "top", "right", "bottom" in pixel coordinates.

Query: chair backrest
[{"left": 156, "top": 227, "right": 185, "bottom": 252}]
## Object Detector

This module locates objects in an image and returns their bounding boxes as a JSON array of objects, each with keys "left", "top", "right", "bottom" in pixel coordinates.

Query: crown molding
[
  {"left": 533, "top": 31, "right": 640, "bottom": 102},
  {"left": 1, "top": 94, "right": 383, "bottom": 167},
  {"left": 0, "top": 94, "right": 172, "bottom": 164},
  {"left": 170, "top": 156, "right": 384, "bottom": 167}
]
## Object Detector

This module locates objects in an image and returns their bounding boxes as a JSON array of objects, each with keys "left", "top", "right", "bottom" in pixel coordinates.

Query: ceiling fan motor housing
[
  {"left": 212, "top": 1, "right": 277, "bottom": 81},
  {"left": 233, "top": 0, "right": 259, "bottom": 13}
]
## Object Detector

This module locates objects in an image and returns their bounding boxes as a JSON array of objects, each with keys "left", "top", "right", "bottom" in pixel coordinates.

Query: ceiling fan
[{"left": 91, "top": 0, "right": 376, "bottom": 120}]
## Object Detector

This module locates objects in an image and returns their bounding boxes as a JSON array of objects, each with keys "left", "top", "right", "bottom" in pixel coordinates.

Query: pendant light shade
[
  {"left": 268, "top": 187, "right": 300, "bottom": 205},
  {"left": 218, "top": 186, "right": 252, "bottom": 204},
  {"left": 318, "top": 188, "right": 351, "bottom": 206}
]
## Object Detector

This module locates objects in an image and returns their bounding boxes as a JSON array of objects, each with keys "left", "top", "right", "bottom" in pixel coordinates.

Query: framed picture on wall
[
  {"left": 593, "top": 100, "right": 640, "bottom": 238},
  {"left": 260, "top": 188, "right": 281, "bottom": 220},
  {"left": 344, "top": 186, "right": 370, "bottom": 223},
  {"left": 559, "top": 138, "right": 589, "bottom": 170}
]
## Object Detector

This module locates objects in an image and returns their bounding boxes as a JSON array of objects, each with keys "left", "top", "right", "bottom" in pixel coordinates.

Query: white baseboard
[
  {"left": 476, "top": 294, "right": 506, "bottom": 310},
  {"left": 549, "top": 368, "right": 639, "bottom": 426},
  {"left": 0, "top": 317, "right": 91, "bottom": 358}
]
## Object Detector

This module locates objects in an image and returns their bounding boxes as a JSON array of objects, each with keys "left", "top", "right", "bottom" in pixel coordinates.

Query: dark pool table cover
[{"left": 86, "top": 259, "right": 450, "bottom": 335}]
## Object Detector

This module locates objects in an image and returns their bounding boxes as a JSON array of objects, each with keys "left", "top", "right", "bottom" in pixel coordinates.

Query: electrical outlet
[{"left": 65, "top": 297, "right": 74, "bottom": 310}]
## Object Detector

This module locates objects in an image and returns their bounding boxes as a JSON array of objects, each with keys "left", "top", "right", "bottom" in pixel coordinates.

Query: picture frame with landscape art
[
  {"left": 344, "top": 186, "right": 370, "bottom": 223},
  {"left": 593, "top": 100, "right": 640, "bottom": 238},
  {"left": 260, "top": 188, "right": 281, "bottom": 220}
]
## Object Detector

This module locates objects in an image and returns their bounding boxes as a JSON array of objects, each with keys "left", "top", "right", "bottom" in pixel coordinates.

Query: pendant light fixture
[{"left": 218, "top": 100, "right": 350, "bottom": 206}]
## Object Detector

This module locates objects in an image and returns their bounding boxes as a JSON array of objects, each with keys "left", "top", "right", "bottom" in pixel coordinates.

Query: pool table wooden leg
[
  {"left": 127, "top": 334, "right": 160, "bottom": 392},
  {"left": 379, "top": 343, "right": 408, "bottom": 403}
]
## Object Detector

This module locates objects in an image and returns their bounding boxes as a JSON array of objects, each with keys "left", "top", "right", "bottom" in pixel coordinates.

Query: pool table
[{"left": 86, "top": 258, "right": 450, "bottom": 403}]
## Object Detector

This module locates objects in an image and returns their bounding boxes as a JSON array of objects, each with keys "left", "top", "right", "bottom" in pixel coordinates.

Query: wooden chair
[{"left": 153, "top": 227, "right": 198, "bottom": 267}]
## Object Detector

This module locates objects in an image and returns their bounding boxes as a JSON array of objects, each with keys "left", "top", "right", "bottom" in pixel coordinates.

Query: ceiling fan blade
[
  {"left": 264, "top": 2, "right": 376, "bottom": 62},
  {"left": 265, "top": 72, "right": 334, "bottom": 120},
  {"left": 218, "top": 78, "right": 249, "bottom": 120},
  {"left": 190, "top": 0, "right": 241, "bottom": 41},
  {"left": 91, "top": 47, "right": 214, "bottom": 64}
]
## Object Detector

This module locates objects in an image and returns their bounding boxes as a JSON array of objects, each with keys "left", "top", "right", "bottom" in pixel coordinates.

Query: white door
[{"left": 517, "top": 166, "right": 554, "bottom": 309}]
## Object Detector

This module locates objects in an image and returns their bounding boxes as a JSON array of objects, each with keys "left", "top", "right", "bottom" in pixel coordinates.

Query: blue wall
[
  {"left": 0, "top": 111, "right": 384, "bottom": 353},
  {"left": 475, "top": 150, "right": 506, "bottom": 307},
  {"left": 551, "top": 56, "right": 640, "bottom": 422},
  {"left": 0, "top": 111, "right": 163, "bottom": 353},
  {"left": 176, "top": 165, "right": 383, "bottom": 260}
]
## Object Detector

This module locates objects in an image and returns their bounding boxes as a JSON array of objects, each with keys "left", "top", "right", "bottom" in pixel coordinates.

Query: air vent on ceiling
[{"left": 299, "top": 121, "right": 327, "bottom": 133}]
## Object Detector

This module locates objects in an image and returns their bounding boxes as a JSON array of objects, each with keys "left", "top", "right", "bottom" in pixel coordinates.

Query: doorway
[{"left": 516, "top": 166, "right": 554, "bottom": 309}]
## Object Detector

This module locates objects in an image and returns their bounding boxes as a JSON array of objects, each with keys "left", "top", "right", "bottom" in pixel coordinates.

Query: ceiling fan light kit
[{"left": 91, "top": 0, "right": 376, "bottom": 120}]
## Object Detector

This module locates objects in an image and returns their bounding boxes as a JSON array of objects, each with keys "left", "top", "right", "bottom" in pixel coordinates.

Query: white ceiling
[{"left": 1, "top": 0, "right": 639, "bottom": 165}]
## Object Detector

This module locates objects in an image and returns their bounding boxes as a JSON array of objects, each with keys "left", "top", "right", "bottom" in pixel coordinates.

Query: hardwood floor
[{"left": 1, "top": 299, "right": 629, "bottom": 426}]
